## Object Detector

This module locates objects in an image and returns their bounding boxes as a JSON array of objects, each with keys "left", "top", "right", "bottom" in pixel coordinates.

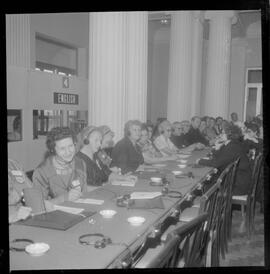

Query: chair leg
[{"left": 238, "top": 204, "right": 246, "bottom": 234}]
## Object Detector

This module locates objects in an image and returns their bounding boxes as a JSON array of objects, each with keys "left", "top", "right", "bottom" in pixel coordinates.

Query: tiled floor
[{"left": 220, "top": 203, "right": 264, "bottom": 267}]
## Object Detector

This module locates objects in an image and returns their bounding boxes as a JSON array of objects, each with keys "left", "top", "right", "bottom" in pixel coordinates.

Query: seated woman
[
  {"left": 243, "top": 122, "right": 263, "bottom": 157},
  {"left": 111, "top": 120, "right": 144, "bottom": 174},
  {"left": 138, "top": 123, "right": 177, "bottom": 163},
  {"left": 154, "top": 120, "right": 198, "bottom": 156},
  {"left": 32, "top": 127, "right": 87, "bottom": 208},
  {"left": 214, "top": 116, "right": 223, "bottom": 135},
  {"left": 77, "top": 126, "right": 136, "bottom": 187},
  {"left": 197, "top": 124, "right": 252, "bottom": 195},
  {"left": 98, "top": 125, "right": 115, "bottom": 158},
  {"left": 205, "top": 117, "right": 217, "bottom": 141},
  {"left": 199, "top": 118, "right": 207, "bottom": 139},
  {"left": 8, "top": 158, "right": 33, "bottom": 223}
]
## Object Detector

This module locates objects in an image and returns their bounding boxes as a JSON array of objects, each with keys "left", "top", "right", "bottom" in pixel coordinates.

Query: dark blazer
[
  {"left": 185, "top": 127, "right": 209, "bottom": 146},
  {"left": 77, "top": 151, "right": 111, "bottom": 186},
  {"left": 198, "top": 140, "right": 252, "bottom": 195},
  {"left": 243, "top": 138, "right": 263, "bottom": 155},
  {"left": 111, "top": 137, "right": 144, "bottom": 174},
  {"left": 170, "top": 134, "right": 188, "bottom": 149}
]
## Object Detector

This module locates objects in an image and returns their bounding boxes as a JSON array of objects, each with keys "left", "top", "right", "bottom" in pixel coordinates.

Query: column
[
  {"left": 6, "top": 14, "right": 31, "bottom": 68},
  {"left": 190, "top": 11, "right": 205, "bottom": 117},
  {"left": 88, "top": 12, "right": 127, "bottom": 142},
  {"left": 126, "top": 12, "right": 148, "bottom": 122},
  {"left": 167, "top": 11, "right": 193, "bottom": 122},
  {"left": 204, "top": 11, "right": 237, "bottom": 119}
]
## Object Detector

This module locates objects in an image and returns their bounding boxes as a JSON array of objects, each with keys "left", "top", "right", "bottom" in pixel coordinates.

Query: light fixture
[{"left": 160, "top": 18, "right": 169, "bottom": 24}]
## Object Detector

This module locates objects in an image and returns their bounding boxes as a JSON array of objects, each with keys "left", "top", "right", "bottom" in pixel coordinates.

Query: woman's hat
[
  {"left": 80, "top": 125, "right": 99, "bottom": 141},
  {"left": 98, "top": 125, "right": 114, "bottom": 138}
]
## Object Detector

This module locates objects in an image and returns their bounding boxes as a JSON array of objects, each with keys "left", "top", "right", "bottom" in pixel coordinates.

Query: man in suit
[{"left": 184, "top": 116, "right": 209, "bottom": 146}]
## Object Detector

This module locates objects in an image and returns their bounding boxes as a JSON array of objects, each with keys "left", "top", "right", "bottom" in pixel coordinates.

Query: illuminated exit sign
[{"left": 54, "top": 92, "right": 79, "bottom": 105}]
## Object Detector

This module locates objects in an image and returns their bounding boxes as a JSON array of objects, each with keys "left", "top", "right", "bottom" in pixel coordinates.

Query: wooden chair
[
  {"left": 175, "top": 178, "right": 221, "bottom": 267},
  {"left": 232, "top": 152, "right": 263, "bottom": 238},
  {"left": 134, "top": 213, "right": 209, "bottom": 268},
  {"left": 215, "top": 158, "right": 240, "bottom": 261}
]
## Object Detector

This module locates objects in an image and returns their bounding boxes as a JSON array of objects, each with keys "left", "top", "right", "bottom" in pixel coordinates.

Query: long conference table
[{"left": 9, "top": 149, "right": 213, "bottom": 270}]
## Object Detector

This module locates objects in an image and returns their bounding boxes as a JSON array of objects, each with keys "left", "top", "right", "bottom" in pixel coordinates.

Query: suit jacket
[
  {"left": 185, "top": 127, "right": 209, "bottom": 146},
  {"left": 198, "top": 140, "right": 252, "bottom": 195},
  {"left": 170, "top": 134, "right": 188, "bottom": 149},
  {"left": 111, "top": 137, "right": 144, "bottom": 174}
]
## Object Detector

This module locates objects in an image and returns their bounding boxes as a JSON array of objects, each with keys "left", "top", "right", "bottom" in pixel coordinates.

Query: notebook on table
[{"left": 16, "top": 210, "right": 96, "bottom": 231}]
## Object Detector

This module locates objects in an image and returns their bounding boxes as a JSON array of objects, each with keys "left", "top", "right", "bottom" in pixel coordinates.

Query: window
[
  {"left": 244, "top": 68, "right": 262, "bottom": 122},
  {"left": 35, "top": 34, "right": 78, "bottom": 76},
  {"left": 7, "top": 109, "right": 22, "bottom": 142},
  {"left": 67, "top": 110, "right": 88, "bottom": 135},
  {"left": 33, "top": 110, "right": 63, "bottom": 139}
]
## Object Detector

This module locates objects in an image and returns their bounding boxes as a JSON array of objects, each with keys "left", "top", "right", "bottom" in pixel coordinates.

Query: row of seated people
[{"left": 8, "top": 116, "right": 263, "bottom": 224}]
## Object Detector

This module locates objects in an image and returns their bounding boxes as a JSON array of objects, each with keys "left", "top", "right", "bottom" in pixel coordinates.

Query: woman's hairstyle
[
  {"left": 98, "top": 125, "right": 114, "bottom": 138},
  {"left": 201, "top": 117, "right": 207, "bottom": 122},
  {"left": 215, "top": 116, "right": 223, "bottom": 122},
  {"left": 246, "top": 122, "right": 260, "bottom": 134},
  {"left": 79, "top": 126, "right": 101, "bottom": 146},
  {"left": 45, "top": 127, "right": 76, "bottom": 158},
  {"left": 158, "top": 120, "right": 171, "bottom": 134},
  {"left": 124, "top": 120, "right": 142, "bottom": 137},
  {"left": 141, "top": 123, "right": 149, "bottom": 132},
  {"left": 224, "top": 124, "right": 243, "bottom": 141}
]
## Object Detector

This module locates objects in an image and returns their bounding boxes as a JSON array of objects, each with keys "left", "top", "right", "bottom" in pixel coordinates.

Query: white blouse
[{"left": 154, "top": 135, "right": 177, "bottom": 156}]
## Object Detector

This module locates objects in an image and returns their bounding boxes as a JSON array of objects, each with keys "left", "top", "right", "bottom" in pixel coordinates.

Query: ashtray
[
  {"left": 99, "top": 210, "right": 117, "bottom": 218},
  {"left": 127, "top": 216, "right": 145, "bottom": 226}
]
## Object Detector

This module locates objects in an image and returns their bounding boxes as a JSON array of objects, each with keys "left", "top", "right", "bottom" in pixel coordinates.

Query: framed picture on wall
[{"left": 7, "top": 109, "right": 22, "bottom": 142}]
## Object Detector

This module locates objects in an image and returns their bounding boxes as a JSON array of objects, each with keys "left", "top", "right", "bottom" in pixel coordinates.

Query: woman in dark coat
[{"left": 197, "top": 124, "right": 252, "bottom": 195}]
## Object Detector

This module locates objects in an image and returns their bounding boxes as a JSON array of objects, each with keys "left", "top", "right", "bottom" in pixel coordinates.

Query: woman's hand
[
  {"left": 196, "top": 143, "right": 205, "bottom": 150},
  {"left": 68, "top": 187, "right": 82, "bottom": 201},
  {"left": 110, "top": 167, "right": 122, "bottom": 174},
  {"left": 124, "top": 175, "right": 137, "bottom": 182},
  {"left": 44, "top": 200, "right": 55, "bottom": 212}
]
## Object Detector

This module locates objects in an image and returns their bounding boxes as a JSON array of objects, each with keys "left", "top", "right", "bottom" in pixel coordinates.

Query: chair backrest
[
  {"left": 208, "top": 158, "right": 240, "bottom": 266},
  {"left": 215, "top": 158, "right": 240, "bottom": 222},
  {"left": 146, "top": 213, "right": 209, "bottom": 268},
  {"left": 249, "top": 152, "right": 263, "bottom": 199},
  {"left": 198, "top": 180, "right": 221, "bottom": 229},
  {"left": 246, "top": 152, "right": 263, "bottom": 223}
]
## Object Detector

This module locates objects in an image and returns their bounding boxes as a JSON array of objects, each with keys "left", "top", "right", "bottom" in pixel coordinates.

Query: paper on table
[
  {"left": 111, "top": 179, "right": 136, "bottom": 187},
  {"left": 53, "top": 205, "right": 84, "bottom": 214},
  {"left": 74, "top": 198, "right": 104, "bottom": 205},
  {"left": 130, "top": 192, "right": 162, "bottom": 200}
]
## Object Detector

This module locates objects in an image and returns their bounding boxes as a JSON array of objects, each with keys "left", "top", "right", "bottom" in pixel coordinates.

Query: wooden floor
[{"left": 220, "top": 203, "right": 265, "bottom": 267}]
